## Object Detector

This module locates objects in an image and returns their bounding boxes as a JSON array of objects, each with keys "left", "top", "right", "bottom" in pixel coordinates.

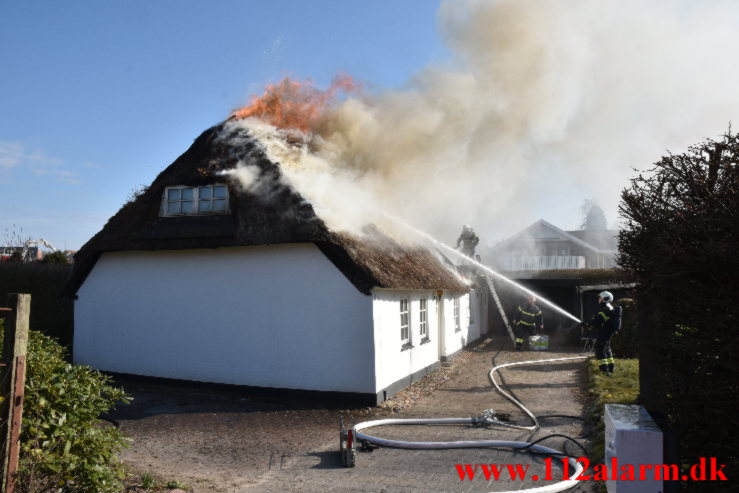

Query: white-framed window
[
  {"left": 162, "top": 184, "right": 229, "bottom": 216},
  {"left": 453, "top": 297, "right": 461, "bottom": 332},
  {"left": 419, "top": 298, "right": 428, "bottom": 340},
  {"left": 400, "top": 298, "right": 410, "bottom": 345}
]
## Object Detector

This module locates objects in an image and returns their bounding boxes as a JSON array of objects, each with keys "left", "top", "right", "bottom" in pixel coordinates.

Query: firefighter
[
  {"left": 511, "top": 295, "right": 543, "bottom": 350},
  {"left": 587, "top": 291, "right": 622, "bottom": 375},
  {"left": 456, "top": 225, "right": 479, "bottom": 257}
]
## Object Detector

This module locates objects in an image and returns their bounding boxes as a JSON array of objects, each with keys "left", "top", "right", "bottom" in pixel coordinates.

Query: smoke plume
[{"left": 226, "top": 0, "right": 739, "bottom": 246}]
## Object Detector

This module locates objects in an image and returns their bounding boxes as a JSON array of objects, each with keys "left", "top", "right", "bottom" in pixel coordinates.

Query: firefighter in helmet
[
  {"left": 456, "top": 225, "right": 479, "bottom": 257},
  {"left": 586, "top": 291, "right": 622, "bottom": 375},
  {"left": 511, "top": 295, "right": 543, "bottom": 350}
]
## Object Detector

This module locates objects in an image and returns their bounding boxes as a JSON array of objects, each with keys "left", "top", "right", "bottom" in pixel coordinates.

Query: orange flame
[{"left": 231, "top": 74, "right": 357, "bottom": 133}]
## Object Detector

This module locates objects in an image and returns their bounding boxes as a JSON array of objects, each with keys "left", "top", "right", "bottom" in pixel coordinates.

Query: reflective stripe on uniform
[
  {"left": 606, "top": 357, "right": 615, "bottom": 364},
  {"left": 599, "top": 359, "right": 609, "bottom": 365},
  {"left": 517, "top": 320, "right": 536, "bottom": 326},
  {"left": 518, "top": 307, "right": 541, "bottom": 317},
  {"left": 598, "top": 311, "right": 610, "bottom": 322}
]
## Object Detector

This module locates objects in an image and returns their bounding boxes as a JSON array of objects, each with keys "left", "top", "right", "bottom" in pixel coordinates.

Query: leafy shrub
[
  {"left": 165, "top": 479, "right": 186, "bottom": 489},
  {"left": 141, "top": 472, "right": 156, "bottom": 489},
  {"left": 0, "top": 320, "right": 130, "bottom": 492},
  {"left": 619, "top": 128, "right": 737, "bottom": 482},
  {"left": 610, "top": 298, "right": 637, "bottom": 358},
  {"left": 40, "top": 251, "right": 69, "bottom": 265}
]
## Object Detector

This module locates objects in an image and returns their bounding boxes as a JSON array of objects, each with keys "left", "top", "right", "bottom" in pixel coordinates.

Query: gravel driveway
[{"left": 109, "top": 338, "right": 598, "bottom": 492}]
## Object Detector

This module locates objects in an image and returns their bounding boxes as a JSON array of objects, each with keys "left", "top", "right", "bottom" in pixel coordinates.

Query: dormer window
[{"left": 162, "top": 184, "right": 229, "bottom": 216}]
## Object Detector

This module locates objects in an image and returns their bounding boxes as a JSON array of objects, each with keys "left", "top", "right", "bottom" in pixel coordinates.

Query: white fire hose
[{"left": 350, "top": 355, "right": 590, "bottom": 493}]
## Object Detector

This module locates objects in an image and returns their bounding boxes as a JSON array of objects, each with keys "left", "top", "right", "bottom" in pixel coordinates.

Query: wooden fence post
[{"left": 0, "top": 293, "right": 30, "bottom": 493}]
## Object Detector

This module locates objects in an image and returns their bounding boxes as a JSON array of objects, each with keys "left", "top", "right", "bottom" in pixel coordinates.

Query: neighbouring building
[
  {"left": 67, "top": 121, "right": 488, "bottom": 404},
  {"left": 488, "top": 219, "right": 618, "bottom": 272},
  {"left": 0, "top": 246, "right": 41, "bottom": 262}
]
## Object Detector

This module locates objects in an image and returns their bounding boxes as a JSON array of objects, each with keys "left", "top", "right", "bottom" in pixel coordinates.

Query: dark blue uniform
[
  {"left": 590, "top": 302, "right": 622, "bottom": 374},
  {"left": 511, "top": 302, "right": 543, "bottom": 349}
]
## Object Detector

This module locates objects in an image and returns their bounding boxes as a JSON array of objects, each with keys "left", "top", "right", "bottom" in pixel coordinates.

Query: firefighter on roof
[
  {"left": 511, "top": 295, "right": 543, "bottom": 350},
  {"left": 456, "top": 225, "right": 479, "bottom": 257}
]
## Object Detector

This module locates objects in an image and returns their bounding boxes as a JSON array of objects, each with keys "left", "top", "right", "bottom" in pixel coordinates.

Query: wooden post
[{"left": 0, "top": 293, "right": 30, "bottom": 493}]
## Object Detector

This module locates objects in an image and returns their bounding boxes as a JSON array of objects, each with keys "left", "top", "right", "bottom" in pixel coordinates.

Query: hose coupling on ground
[{"left": 473, "top": 409, "right": 510, "bottom": 426}]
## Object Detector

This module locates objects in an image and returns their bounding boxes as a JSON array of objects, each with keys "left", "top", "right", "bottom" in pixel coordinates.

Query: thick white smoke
[{"left": 228, "top": 0, "right": 739, "bottom": 247}]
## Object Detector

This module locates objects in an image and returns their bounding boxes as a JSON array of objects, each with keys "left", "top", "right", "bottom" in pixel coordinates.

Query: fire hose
[{"left": 343, "top": 355, "right": 590, "bottom": 493}]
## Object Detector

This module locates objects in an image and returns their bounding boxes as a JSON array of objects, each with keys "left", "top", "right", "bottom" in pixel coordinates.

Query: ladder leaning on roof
[{"left": 484, "top": 275, "right": 517, "bottom": 345}]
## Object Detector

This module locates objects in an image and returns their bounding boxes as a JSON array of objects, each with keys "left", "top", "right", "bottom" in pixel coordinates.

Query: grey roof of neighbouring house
[
  {"left": 565, "top": 229, "right": 618, "bottom": 252},
  {"left": 491, "top": 219, "right": 618, "bottom": 254},
  {"left": 66, "top": 121, "right": 468, "bottom": 296}
]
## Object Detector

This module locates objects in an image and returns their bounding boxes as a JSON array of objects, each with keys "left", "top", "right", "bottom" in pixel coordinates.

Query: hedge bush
[
  {"left": 0, "top": 263, "right": 73, "bottom": 347},
  {"left": 0, "top": 320, "right": 130, "bottom": 493},
  {"left": 619, "top": 128, "right": 737, "bottom": 484},
  {"left": 610, "top": 298, "right": 637, "bottom": 358}
]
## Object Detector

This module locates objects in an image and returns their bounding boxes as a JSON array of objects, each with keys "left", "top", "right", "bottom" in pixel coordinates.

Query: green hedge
[
  {"left": 610, "top": 298, "right": 637, "bottom": 358},
  {"left": 619, "top": 129, "right": 738, "bottom": 483},
  {"left": 0, "top": 262, "right": 73, "bottom": 347}
]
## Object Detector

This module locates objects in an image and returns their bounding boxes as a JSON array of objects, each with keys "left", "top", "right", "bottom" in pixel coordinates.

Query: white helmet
[{"left": 599, "top": 291, "right": 613, "bottom": 302}]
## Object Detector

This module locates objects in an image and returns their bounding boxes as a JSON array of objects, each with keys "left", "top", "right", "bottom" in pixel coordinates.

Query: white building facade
[{"left": 74, "top": 244, "right": 487, "bottom": 404}]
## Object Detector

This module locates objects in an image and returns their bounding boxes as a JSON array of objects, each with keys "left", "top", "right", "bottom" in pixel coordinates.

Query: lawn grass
[{"left": 586, "top": 358, "right": 639, "bottom": 463}]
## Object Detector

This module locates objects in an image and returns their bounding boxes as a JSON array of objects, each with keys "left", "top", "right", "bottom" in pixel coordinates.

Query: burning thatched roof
[{"left": 66, "top": 122, "right": 467, "bottom": 296}]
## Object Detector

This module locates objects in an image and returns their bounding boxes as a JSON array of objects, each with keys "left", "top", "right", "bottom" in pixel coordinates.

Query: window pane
[
  {"left": 167, "top": 201, "right": 181, "bottom": 214},
  {"left": 181, "top": 188, "right": 193, "bottom": 200},
  {"left": 168, "top": 189, "right": 180, "bottom": 200},
  {"left": 213, "top": 199, "right": 226, "bottom": 212},
  {"left": 181, "top": 201, "right": 193, "bottom": 213},
  {"left": 214, "top": 185, "right": 227, "bottom": 198},
  {"left": 199, "top": 200, "right": 211, "bottom": 212},
  {"left": 199, "top": 186, "right": 212, "bottom": 199}
]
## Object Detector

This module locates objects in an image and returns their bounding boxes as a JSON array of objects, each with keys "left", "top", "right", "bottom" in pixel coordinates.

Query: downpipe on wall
[{"left": 343, "top": 355, "right": 590, "bottom": 493}]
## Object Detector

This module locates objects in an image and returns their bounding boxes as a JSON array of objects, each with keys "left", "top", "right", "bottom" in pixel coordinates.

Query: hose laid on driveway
[{"left": 353, "top": 354, "right": 590, "bottom": 493}]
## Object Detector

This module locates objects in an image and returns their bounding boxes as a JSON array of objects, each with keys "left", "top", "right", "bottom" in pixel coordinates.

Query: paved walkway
[{"left": 237, "top": 342, "right": 598, "bottom": 493}]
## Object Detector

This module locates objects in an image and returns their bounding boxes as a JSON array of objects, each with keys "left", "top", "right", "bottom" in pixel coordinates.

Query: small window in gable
[{"left": 162, "top": 184, "right": 229, "bottom": 216}]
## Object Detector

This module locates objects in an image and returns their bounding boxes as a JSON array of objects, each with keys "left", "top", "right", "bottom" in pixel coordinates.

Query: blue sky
[
  {"left": 3, "top": 1, "right": 738, "bottom": 252},
  {"left": 0, "top": 1, "right": 446, "bottom": 250}
]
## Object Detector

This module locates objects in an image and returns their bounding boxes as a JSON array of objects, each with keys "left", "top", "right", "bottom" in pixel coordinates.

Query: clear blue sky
[{"left": 1, "top": 1, "right": 447, "bottom": 250}]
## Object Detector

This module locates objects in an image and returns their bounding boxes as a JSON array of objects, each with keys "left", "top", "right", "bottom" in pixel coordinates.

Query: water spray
[{"left": 380, "top": 212, "right": 581, "bottom": 324}]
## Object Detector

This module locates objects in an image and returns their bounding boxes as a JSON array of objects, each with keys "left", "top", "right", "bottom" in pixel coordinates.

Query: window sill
[
  {"left": 420, "top": 337, "right": 431, "bottom": 345},
  {"left": 401, "top": 343, "right": 414, "bottom": 351},
  {"left": 161, "top": 212, "right": 231, "bottom": 217}
]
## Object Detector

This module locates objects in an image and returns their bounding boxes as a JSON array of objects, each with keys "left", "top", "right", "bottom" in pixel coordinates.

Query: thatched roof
[{"left": 66, "top": 122, "right": 467, "bottom": 296}]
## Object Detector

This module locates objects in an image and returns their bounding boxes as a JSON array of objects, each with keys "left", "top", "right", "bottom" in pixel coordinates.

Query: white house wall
[
  {"left": 442, "top": 292, "right": 472, "bottom": 356},
  {"left": 372, "top": 288, "right": 486, "bottom": 396},
  {"left": 74, "top": 245, "right": 376, "bottom": 394},
  {"left": 371, "top": 290, "right": 441, "bottom": 393}
]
